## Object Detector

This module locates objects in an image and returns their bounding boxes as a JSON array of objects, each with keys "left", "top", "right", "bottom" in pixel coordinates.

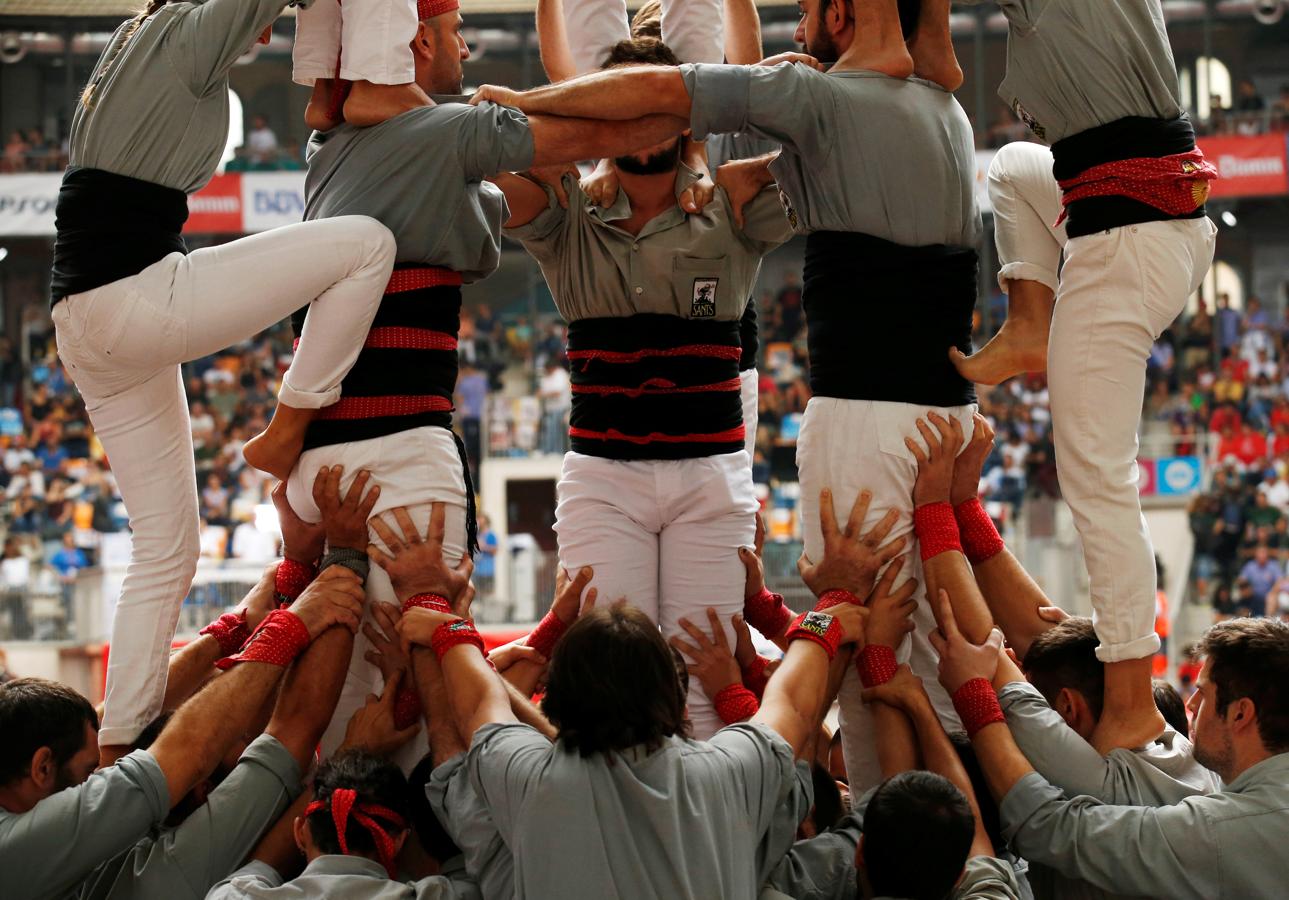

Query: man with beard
[
  {"left": 282, "top": 0, "right": 690, "bottom": 762},
  {"left": 470, "top": 0, "right": 980, "bottom": 782},
  {"left": 491, "top": 37, "right": 793, "bottom": 738}
]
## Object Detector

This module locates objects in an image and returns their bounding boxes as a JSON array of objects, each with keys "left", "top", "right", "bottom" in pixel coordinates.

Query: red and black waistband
[
  {"left": 294, "top": 265, "right": 461, "bottom": 451},
  {"left": 1051, "top": 115, "right": 1214, "bottom": 239},
  {"left": 566, "top": 314, "right": 745, "bottom": 461}
]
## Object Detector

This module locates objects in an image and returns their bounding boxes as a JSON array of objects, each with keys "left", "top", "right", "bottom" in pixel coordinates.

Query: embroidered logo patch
[
  {"left": 691, "top": 278, "right": 718, "bottom": 318},
  {"left": 1012, "top": 98, "right": 1045, "bottom": 142},
  {"left": 799, "top": 611, "right": 834, "bottom": 638}
]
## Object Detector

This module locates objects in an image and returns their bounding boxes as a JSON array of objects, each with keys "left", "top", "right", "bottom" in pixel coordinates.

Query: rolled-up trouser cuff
[
  {"left": 1094, "top": 631, "right": 1161, "bottom": 663},
  {"left": 99, "top": 724, "right": 143, "bottom": 747},
  {"left": 277, "top": 380, "right": 342, "bottom": 410},
  {"left": 997, "top": 261, "right": 1059, "bottom": 295}
]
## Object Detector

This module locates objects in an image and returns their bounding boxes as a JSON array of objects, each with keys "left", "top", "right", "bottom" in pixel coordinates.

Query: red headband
[
  {"left": 418, "top": 0, "right": 459, "bottom": 19},
  {"left": 305, "top": 788, "right": 406, "bottom": 878}
]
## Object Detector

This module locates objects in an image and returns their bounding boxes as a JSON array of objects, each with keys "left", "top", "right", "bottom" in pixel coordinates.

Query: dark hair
[
  {"left": 629, "top": 0, "right": 662, "bottom": 38},
  {"left": 407, "top": 755, "right": 461, "bottom": 863},
  {"left": 1198, "top": 618, "right": 1289, "bottom": 753},
  {"left": 130, "top": 711, "right": 173, "bottom": 753},
  {"left": 542, "top": 605, "right": 689, "bottom": 757},
  {"left": 896, "top": 0, "right": 922, "bottom": 40},
  {"left": 307, "top": 750, "right": 409, "bottom": 857},
  {"left": 1153, "top": 679, "right": 1189, "bottom": 739},
  {"left": 600, "top": 37, "right": 680, "bottom": 70},
  {"left": 861, "top": 771, "right": 973, "bottom": 900},
  {"left": 1022, "top": 617, "right": 1104, "bottom": 721},
  {"left": 0, "top": 677, "right": 97, "bottom": 786},
  {"left": 810, "top": 763, "right": 843, "bottom": 833}
]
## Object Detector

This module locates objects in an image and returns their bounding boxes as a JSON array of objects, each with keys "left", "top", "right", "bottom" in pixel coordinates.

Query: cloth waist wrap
[
  {"left": 802, "top": 231, "right": 978, "bottom": 408},
  {"left": 50, "top": 166, "right": 190, "bottom": 306},
  {"left": 1050, "top": 115, "right": 1213, "bottom": 239},
  {"left": 565, "top": 313, "right": 745, "bottom": 460},
  {"left": 292, "top": 264, "right": 478, "bottom": 554}
]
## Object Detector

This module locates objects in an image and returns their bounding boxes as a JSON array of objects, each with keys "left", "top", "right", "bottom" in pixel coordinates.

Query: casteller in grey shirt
[
  {"left": 465, "top": 721, "right": 811, "bottom": 900},
  {"left": 957, "top": 0, "right": 1183, "bottom": 144},
  {"left": 207, "top": 855, "right": 479, "bottom": 899},
  {"left": 679, "top": 62, "right": 981, "bottom": 249}
]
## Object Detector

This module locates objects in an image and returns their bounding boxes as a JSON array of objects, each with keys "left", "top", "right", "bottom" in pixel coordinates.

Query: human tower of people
[{"left": 3, "top": 0, "right": 1285, "bottom": 897}]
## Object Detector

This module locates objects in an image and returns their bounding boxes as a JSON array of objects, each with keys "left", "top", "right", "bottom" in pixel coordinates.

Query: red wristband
[
  {"left": 430, "top": 619, "right": 486, "bottom": 660},
  {"left": 955, "top": 498, "right": 1004, "bottom": 564},
  {"left": 713, "top": 683, "right": 760, "bottom": 725},
  {"left": 816, "top": 589, "right": 860, "bottom": 611},
  {"left": 741, "top": 654, "right": 773, "bottom": 699},
  {"left": 393, "top": 684, "right": 422, "bottom": 731},
  {"left": 526, "top": 609, "right": 568, "bottom": 659},
  {"left": 216, "top": 609, "right": 310, "bottom": 670},
  {"left": 785, "top": 610, "right": 844, "bottom": 661},
  {"left": 914, "top": 502, "right": 961, "bottom": 562},
  {"left": 857, "top": 644, "right": 898, "bottom": 688},
  {"left": 403, "top": 593, "right": 452, "bottom": 616},
  {"left": 744, "top": 587, "right": 793, "bottom": 638},
  {"left": 199, "top": 611, "right": 250, "bottom": 657},
  {"left": 276, "top": 559, "right": 317, "bottom": 604},
  {"left": 952, "top": 677, "right": 1006, "bottom": 738}
]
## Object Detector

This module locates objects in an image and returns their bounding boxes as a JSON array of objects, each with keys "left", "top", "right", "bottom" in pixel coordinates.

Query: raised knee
[
  {"left": 988, "top": 140, "right": 1049, "bottom": 187},
  {"left": 349, "top": 215, "right": 396, "bottom": 261}
]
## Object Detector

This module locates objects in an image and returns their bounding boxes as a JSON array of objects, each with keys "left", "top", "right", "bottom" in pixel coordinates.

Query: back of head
[
  {"left": 407, "top": 754, "right": 461, "bottom": 864},
  {"left": 1199, "top": 617, "right": 1289, "bottom": 753},
  {"left": 0, "top": 677, "right": 97, "bottom": 787},
  {"left": 600, "top": 37, "right": 680, "bottom": 71},
  {"left": 861, "top": 771, "right": 973, "bottom": 900},
  {"left": 629, "top": 0, "right": 662, "bottom": 39},
  {"left": 542, "top": 605, "right": 688, "bottom": 756},
  {"left": 307, "top": 750, "right": 409, "bottom": 858},
  {"left": 1152, "top": 679, "right": 1189, "bottom": 738},
  {"left": 1022, "top": 617, "right": 1104, "bottom": 721}
]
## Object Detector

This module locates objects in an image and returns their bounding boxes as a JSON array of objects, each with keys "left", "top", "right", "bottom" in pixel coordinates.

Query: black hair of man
[
  {"left": 407, "top": 754, "right": 462, "bottom": 864},
  {"left": 1022, "top": 617, "right": 1104, "bottom": 722},
  {"left": 861, "top": 770, "right": 973, "bottom": 900},
  {"left": 0, "top": 677, "right": 97, "bottom": 787},
  {"left": 306, "top": 750, "right": 409, "bottom": 857},
  {"left": 1153, "top": 679, "right": 1189, "bottom": 738},
  {"left": 1198, "top": 617, "right": 1289, "bottom": 753}
]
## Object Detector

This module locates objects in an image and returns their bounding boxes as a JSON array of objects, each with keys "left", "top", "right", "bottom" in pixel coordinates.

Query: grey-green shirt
[
  {"left": 1001, "top": 754, "right": 1289, "bottom": 900},
  {"left": 958, "top": 0, "right": 1182, "bottom": 144},
  {"left": 70, "top": 0, "right": 287, "bottom": 193},
  {"left": 77, "top": 734, "right": 303, "bottom": 900},
  {"left": 505, "top": 167, "right": 791, "bottom": 323},
  {"left": 0, "top": 750, "right": 170, "bottom": 900},
  {"left": 465, "top": 721, "right": 811, "bottom": 900},
  {"left": 680, "top": 63, "right": 981, "bottom": 247},
  {"left": 427, "top": 754, "right": 511, "bottom": 900},
  {"left": 306, "top": 103, "right": 535, "bottom": 282},
  {"left": 206, "top": 855, "right": 479, "bottom": 899}
]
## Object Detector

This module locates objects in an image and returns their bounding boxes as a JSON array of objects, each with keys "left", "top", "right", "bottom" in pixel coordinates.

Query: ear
[
  {"left": 29, "top": 746, "right": 55, "bottom": 791},
  {"left": 410, "top": 21, "right": 434, "bottom": 61},
  {"left": 1053, "top": 687, "right": 1079, "bottom": 726},
  {"left": 1228, "top": 696, "right": 1259, "bottom": 736},
  {"left": 293, "top": 816, "right": 308, "bottom": 855}
]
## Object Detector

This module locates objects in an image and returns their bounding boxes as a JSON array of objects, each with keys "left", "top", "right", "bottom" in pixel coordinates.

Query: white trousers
[
  {"left": 797, "top": 397, "right": 975, "bottom": 793},
  {"left": 287, "top": 425, "right": 468, "bottom": 771},
  {"left": 293, "top": 0, "right": 419, "bottom": 85},
  {"left": 54, "top": 216, "right": 395, "bottom": 746},
  {"left": 740, "top": 367, "right": 758, "bottom": 461},
  {"left": 554, "top": 451, "right": 758, "bottom": 738},
  {"left": 563, "top": 0, "right": 724, "bottom": 73},
  {"left": 989, "top": 142, "right": 1218, "bottom": 661}
]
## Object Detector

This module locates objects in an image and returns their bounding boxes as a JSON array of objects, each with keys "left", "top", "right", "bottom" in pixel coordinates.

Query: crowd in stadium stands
[{"left": 0, "top": 128, "right": 67, "bottom": 173}]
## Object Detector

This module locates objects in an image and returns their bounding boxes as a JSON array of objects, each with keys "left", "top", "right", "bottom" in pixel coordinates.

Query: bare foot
[
  {"left": 950, "top": 315, "right": 1049, "bottom": 385},
  {"left": 242, "top": 429, "right": 303, "bottom": 483},
  {"left": 864, "top": 45, "right": 915, "bottom": 80},
  {"left": 342, "top": 80, "right": 431, "bottom": 127},
  {"left": 908, "top": 0, "right": 963, "bottom": 91},
  {"left": 911, "top": 51, "right": 963, "bottom": 92},
  {"left": 1091, "top": 705, "right": 1166, "bottom": 755},
  {"left": 305, "top": 79, "right": 344, "bottom": 132}
]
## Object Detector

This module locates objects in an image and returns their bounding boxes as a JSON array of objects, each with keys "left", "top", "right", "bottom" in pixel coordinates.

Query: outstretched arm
[
  {"left": 527, "top": 112, "right": 689, "bottom": 168},
  {"left": 723, "top": 0, "right": 763, "bottom": 64},
  {"left": 475, "top": 66, "right": 693, "bottom": 121},
  {"left": 535, "top": 0, "right": 578, "bottom": 82}
]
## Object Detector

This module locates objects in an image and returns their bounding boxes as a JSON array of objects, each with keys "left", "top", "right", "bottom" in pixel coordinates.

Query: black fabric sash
[
  {"left": 803, "top": 231, "right": 978, "bottom": 408},
  {"left": 50, "top": 166, "right": 190, "bottom": 306},
  {"left": 739, "top": 296, "right": 758, "bottom": 372},
  {"left": 1051, "top": 115, "right": 1206, "bottom": 238},
  {"left": 566, "top": 313, "right": 745, "bottom": 461}
]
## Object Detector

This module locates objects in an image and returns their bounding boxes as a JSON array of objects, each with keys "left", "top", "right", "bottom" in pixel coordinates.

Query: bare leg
[
  {"left": 950, "top": 278, "right": 1054, "bottom": 386},
  {"left": 242, "top": 405, "right": 320, "bottom": 482},
  {"left": 343, "top": 80, "right": 432, "bottom": 127},
  {"left": 907, "top": 0, "right": 962, "bottom": 91},
  {"left": 305, "top": 79, "right": 345, "bottom": 132},
  {"left": 1094, "top": 657, "right": 1166, "bottom": 755},
  {"left": 841, "top": 0, "right": 914, "bottom": 79}
]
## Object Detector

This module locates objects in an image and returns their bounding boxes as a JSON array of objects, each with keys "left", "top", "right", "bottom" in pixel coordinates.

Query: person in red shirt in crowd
[
  {"left": 1272, "top": 421, "right": 1289, "bottom": 460},
  {"left": 1270, "top": 397, "right": 1289, "bottom": 434},
  {"left": 1208, "top": 401, "right": 1242, "bottom": 436},
  {"left": 1217, "top": 423, "right": 1268, "bottom": 469}
]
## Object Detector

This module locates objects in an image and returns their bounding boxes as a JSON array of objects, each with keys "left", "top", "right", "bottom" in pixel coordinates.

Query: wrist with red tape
[
  {"left": 741, "top": 654, "right": 773, "bottom": 699},
  {"left": 914, "top": 502, "right": 961, "bottom": 562},
  {"left": 199, "top": 611, "right": 250, "bottom": 657},
  {"left": 275, "top": 559, "right": 317, "bottom": 606},
  {"left": 430, "top": 619, "right": 486, "bottom": 661},
  {"left": 216, "top": 609, "right": 310, "bottom": 669},
  {"left": 713, "top": 683, "right": 760, "bottom": 725},
  {"left": 744, "top": 587, "right": 792, "bottom": 637},
  {"left": 403, "top": 593, "right": 452, "bottom": 616},
  {"left": 393, "top": 684, "right": 422, "bottom": 731},
  {"left": 816, "top": 589, "right": 860, "bottom": 611},
  {"left": 785, "top": 610, "right": 844, "bottom": 661},
  {"left": 857, "top": 644, "right": 898, "bottom": 688},
  {"left": 952, "top": 677, "right": 1006, "bottom": 738},
  {"left": 526, "top": 609, "right": 568, "bottom": 659},
  {"left": 955, "top": 498, "right": 1004, "bottom": 564}
]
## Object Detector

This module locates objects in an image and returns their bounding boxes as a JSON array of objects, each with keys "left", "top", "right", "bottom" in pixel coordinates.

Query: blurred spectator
[
  {"left": 1234, "top": 79, "right": 1265, "bottom": 113},
  {"left": 1239, "top": 545, "right": 1283, "bottom": 611},
  {"left": 48, "top": 531, "right": 88, "bottom": 628},
  {"left": 476, "top": 513, "right": 498, "bottom": 603},
  {"left": 538, "top": 358, "right": 571, "bottom": 455},
  {"left": 246, "top": 114, "right": 279, "bottom": 164},
  {"left": 1, "top": 538, "right": 31, "bottom": 639}
]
